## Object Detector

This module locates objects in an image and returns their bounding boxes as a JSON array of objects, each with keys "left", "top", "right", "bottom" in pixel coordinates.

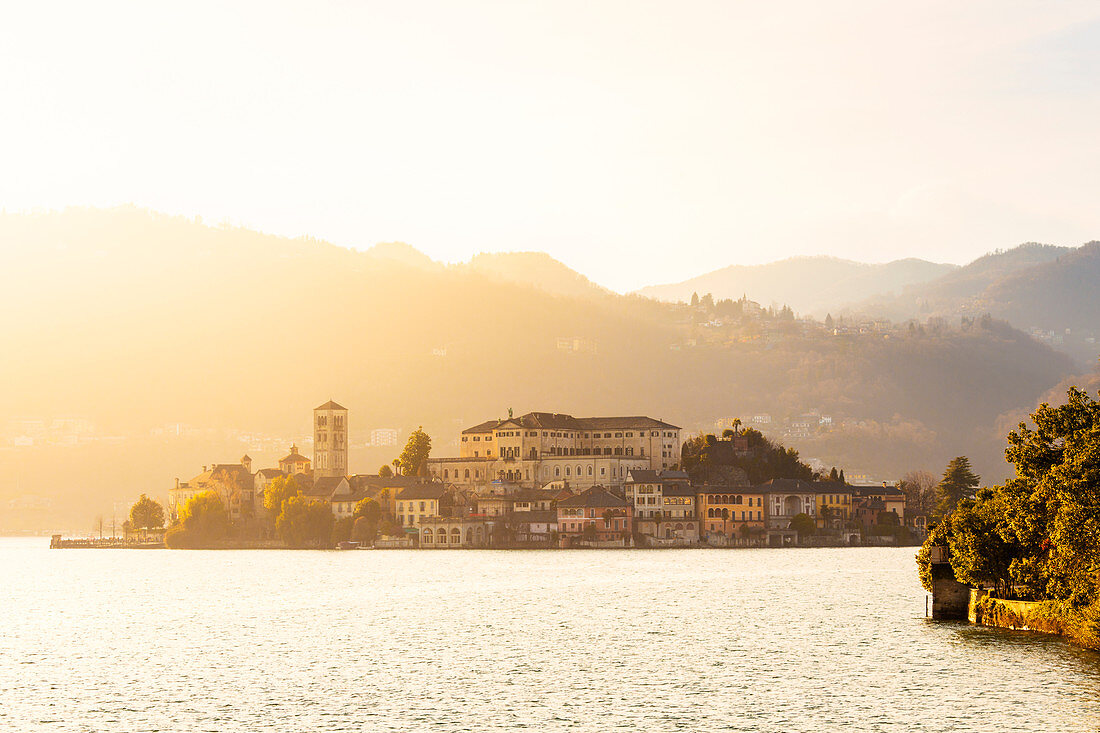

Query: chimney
[{"left": 175, "top": 478, "right": 180, "bottom": 489}]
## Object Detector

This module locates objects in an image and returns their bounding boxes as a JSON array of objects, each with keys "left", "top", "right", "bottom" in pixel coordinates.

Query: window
[
  {"left": 626, "top": 432, "right": 633, "bottom": 437},
  {"left": 419, "top": 501, "right": 425, "bottom": 512},
  {"left": 615, "top": 433, "right": 623, "bottom": 438},
  {"left": 464, "top": 469, "right": 470, "bottom": 479},
  {"left": 555, "top": 467, "right": 560, "bottom": 477}
]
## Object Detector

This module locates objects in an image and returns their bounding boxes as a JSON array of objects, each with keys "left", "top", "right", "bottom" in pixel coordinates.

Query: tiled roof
[
  {"left": 397, "top": 483, "right": 449, "bottom": 501},
  {"left": 662, "top": 484, "right": 696, "bottom": 497},
  {"left": 756, "top": 478, "right": 817, "bottom": 493},
  {"left": 462, "top": 411, "right": 681, "bottom": 434},
  {"left": 557, "top": 486, "right": 629, "bottom": 509},
  {"left": 315, "top": 400, "right": 346, "bottom": 411},
  {"left": 256, "top": 468, "right": 286, "bottom": 479}
]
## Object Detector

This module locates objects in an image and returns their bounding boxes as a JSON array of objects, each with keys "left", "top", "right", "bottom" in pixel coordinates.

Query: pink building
[{"left": 556, "top": 486, "right": 633, "bottom": 547}]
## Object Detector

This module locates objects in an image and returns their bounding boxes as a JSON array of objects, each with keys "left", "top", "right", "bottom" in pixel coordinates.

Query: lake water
[{"left": 2, "top": 539, "right": 1098, "bottom": 732}]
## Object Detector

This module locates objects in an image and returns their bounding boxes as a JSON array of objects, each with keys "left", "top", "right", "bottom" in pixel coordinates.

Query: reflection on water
[{"left": 1, "top": 539, "right": 1097, "bottom": 732}]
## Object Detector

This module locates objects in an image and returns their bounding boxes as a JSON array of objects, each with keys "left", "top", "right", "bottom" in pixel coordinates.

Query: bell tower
[{"left": 313, "top": 400, "right": 348, "bottom": 478}]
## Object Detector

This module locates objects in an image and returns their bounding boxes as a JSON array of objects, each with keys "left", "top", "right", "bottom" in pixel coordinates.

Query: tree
[
  {"left": 353, "top": 498, "right": 381, "bottom": 523},
  {"left": 838, "top": 469, "right": 846, "bottom": 484},
  {"left": 790, "top": 512, "right": 815, "bottom": 538},
  {"left": 946, "top": 490, "right": 1018, "bottom": 598},
  {"left": 934, "top": 456, "right": 980, "bottom": 518},
  {"left": 397, "top": 427, "right": 432, "bottom": 477},
  {"left": 898, "top": 470, "right": 937, "bottom": 516},
  {"left": 129, "top": 494, "right": 165, "bottom": 530},
  {"left": 690, "top": 291, "right": 700, "bottom": 307},
  {"left": 263, "top": 475, "right": 301, "bottom": 519},
  {"left": 582, "top": 523, "right": 598, "bottom": 541},
  {"left": 351, "top": 516, "right": 377, "bottom": 544},
  {"left": 825, "top": 313, "right": 834, "bottom": 330},
  {"left": 378, "top": 464, "right": 393, "bottom": 478},
  {"left": 276, "top": 496, "right": 334, "bottom": 549},
  {"left": 331, "top": 516, "right": 354, "bottom": 545},
  {"left": 166, "top": 491, "right": 229, "bottom": 548},
  {"left": 351, "top": 498, "right": 382, "bottom": 542},
  {"left": 829, "top": 467, "right": 839, "bottom": 482}
]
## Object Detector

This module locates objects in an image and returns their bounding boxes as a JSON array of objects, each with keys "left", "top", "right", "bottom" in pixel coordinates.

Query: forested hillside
[{"left": 0, "top": 207, "right": 1080, "bottom": 529}]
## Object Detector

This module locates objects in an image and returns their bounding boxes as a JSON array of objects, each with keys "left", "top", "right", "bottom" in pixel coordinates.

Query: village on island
[{"left": 56, "top": 400, "right": 921, "bottom": 550}]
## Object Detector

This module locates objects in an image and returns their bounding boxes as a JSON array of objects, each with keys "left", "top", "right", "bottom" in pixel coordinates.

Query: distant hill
[
  {"left": 460, "top": 251, "right": 611, "bottom": 299},
  {"left": 0, "top": 207, "right": 1079, "bottom": 529},
  {"left": 634, "top": 256, "right": 956, "bottom": 316},
  {"left": 983, "top": 242, "right": 1100, "bottom": 333},
  {"left": 852, "top": 243, "right": 1071, "bottom": 321},
  {"left": 849, "top": 242, "right": 1097, "bottom": 363}
]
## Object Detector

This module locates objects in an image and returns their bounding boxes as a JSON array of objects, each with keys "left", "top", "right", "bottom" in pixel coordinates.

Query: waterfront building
[
  {"left": 512, "top": 510, "right": 558, "bottom": 544},
  {"left": 759, "top": 478, "right": 818, "bottom": 529},
  {"left": 814, "top": 483, "right": 854, "bottom": 529},
  {"left": 697, "top": 485, "right": 765, "bottom": 542},
  {"left": 427, "top": 411, "right": 681, "bottom": 491},
  {"left": 396, "top": 484, "right": 453, "bottom": 527},
  {"left": 313, "top": 400, "right": 348, "bottom": 479},
  {"left": 852, "top": 484, "right": 906, "bottom": 521},
  {"left": 418, "top": 516, "right": 490, "bottom": 548},
  {"left": 556, "top": 486, "right": 633, "bottom": 546}
]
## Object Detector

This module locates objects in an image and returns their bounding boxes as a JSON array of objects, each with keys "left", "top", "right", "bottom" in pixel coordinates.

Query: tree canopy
[
  {"left": 397, "top": 427, "right": 432, "bottom": 476},
  {"left": 934, "top": 456, "right": 980, "bottom": 518},
  {"left": 263, "top": 475, "right": 301, "bottom": 519},
  {"left": 166, "top": 491, "right": 229, "bottom": 548},
  {"left": 129, "top": 494, "right": 165, "bottom": 529},
  {"left": 276, "top": 496, "right": 334, "bottom": 549},
  {"left": 918, "top": 388, "right": 1100, "bottom": 609}
]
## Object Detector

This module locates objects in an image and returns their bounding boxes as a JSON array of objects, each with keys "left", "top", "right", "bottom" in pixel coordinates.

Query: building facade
[
  {"left": 427, "top": 411, "right": 681, "bottom": 491},
  {"left": 313, "top": 400, "right": 348, "bottom": 478}
]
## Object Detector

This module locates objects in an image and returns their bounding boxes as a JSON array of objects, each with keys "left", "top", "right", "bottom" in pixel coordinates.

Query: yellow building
[
  {"left": 697, "top": 486, "right": 764, "bottom": 538},
  {"left": 395, "top": 484, "right": 450, "bottom": 528},
  {"left": 815, "top": 485, "right": 854, "bottom": 528}
]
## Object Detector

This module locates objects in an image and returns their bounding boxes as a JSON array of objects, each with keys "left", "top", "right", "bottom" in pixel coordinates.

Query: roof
[
  {"left": 557, "top": 486, "right": 630, "bottom": 509},
  {"left": 315, "top": 400, "right": 346, "bottom": 411},
  {"left": 462, "top": 411, "right": 681, "bottom": 434},
  {"left": 852, "top": 485, "right": 905, "bottom": 497},
  {"left": 280, "top": 451, "right": 309, "bottom": 464},
  {"left": 627, "top": 469, "right": 689, "bottom": 484},
  {"left": 662, "top": 484, "right": 697, "bottom": 498},
  {"left": 397, "top": 483, "right": 449, "bottom": 501},
  {"left": 256, "top": 468, "right": 285, "bottom": 479},
  {"left": 756, "top": 478, "right": 817, "bottom": 494},
  {"left": 311, "top": 476, "right": 349, "bottom": 493}
]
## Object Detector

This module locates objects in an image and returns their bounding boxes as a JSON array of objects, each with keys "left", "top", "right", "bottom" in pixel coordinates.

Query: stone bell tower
[{"left": 313, "top": 400, "right": 348, "bottom": 478}]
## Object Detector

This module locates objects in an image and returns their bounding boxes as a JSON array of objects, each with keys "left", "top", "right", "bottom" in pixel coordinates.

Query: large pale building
[
  {"left": 427, "top": 411, "right": 681, "bottom": 490},
  {"left": 313, "top": 400, "right": 348, "bottom": 478}
]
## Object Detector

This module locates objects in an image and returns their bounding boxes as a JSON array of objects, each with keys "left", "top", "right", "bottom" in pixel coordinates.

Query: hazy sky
[{"left": 3, "top": 1, "right": 1099, "bottom": 291}]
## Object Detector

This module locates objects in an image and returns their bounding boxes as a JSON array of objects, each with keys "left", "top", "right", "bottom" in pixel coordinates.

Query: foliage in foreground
[{"left": 918, "top": 388, "right": 1100, "bottom": 641}]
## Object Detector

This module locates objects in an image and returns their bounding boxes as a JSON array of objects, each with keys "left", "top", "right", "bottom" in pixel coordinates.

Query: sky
[{"left": 2, "top": 1, "right": 1100, "bottom": 292}]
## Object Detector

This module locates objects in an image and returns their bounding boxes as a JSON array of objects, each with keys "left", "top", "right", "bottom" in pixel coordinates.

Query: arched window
[
  {"left": 675, "top": 523, "right": 683, "bottom": 530},
  {"left": 576, "top": 465, "right": 582, "bottom": 476},
  {"left": 451, "top": 527, "right": 461, "bottom": 538},
  {"left": 614, "top": 447, "right": 622, "bottom": 455},
  {"left": 555, "top": 467, "right": 560, "bottom": 477},
  {"left": 587, "top": 466, "right": 593, "bottom": 475},
  {"left": 735, "top": 495, "right": 742, "bottom": 504},
  {"left": 626, "top": 447, "right": 633, "bottom": 456},
  {"left": 423, "top": 528, "right": 434, "bottom": 543},
  {"left": 438, "top": 532, "right": 447, "bottom": 544},
  {"left": 604, "top": 447, "right": 612, "bottom": 455},
  {"left": 466, "top": 529, "right": 474, "bottom": 543},
  {"left": 443, "top": 469, "right": 449, "bottom": 479},
  {"left": 565, "top": 466, "right": 571, "bottom": 476},
  {"left": 464, "top": 469, "right": 470, "bottom": 479}
]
